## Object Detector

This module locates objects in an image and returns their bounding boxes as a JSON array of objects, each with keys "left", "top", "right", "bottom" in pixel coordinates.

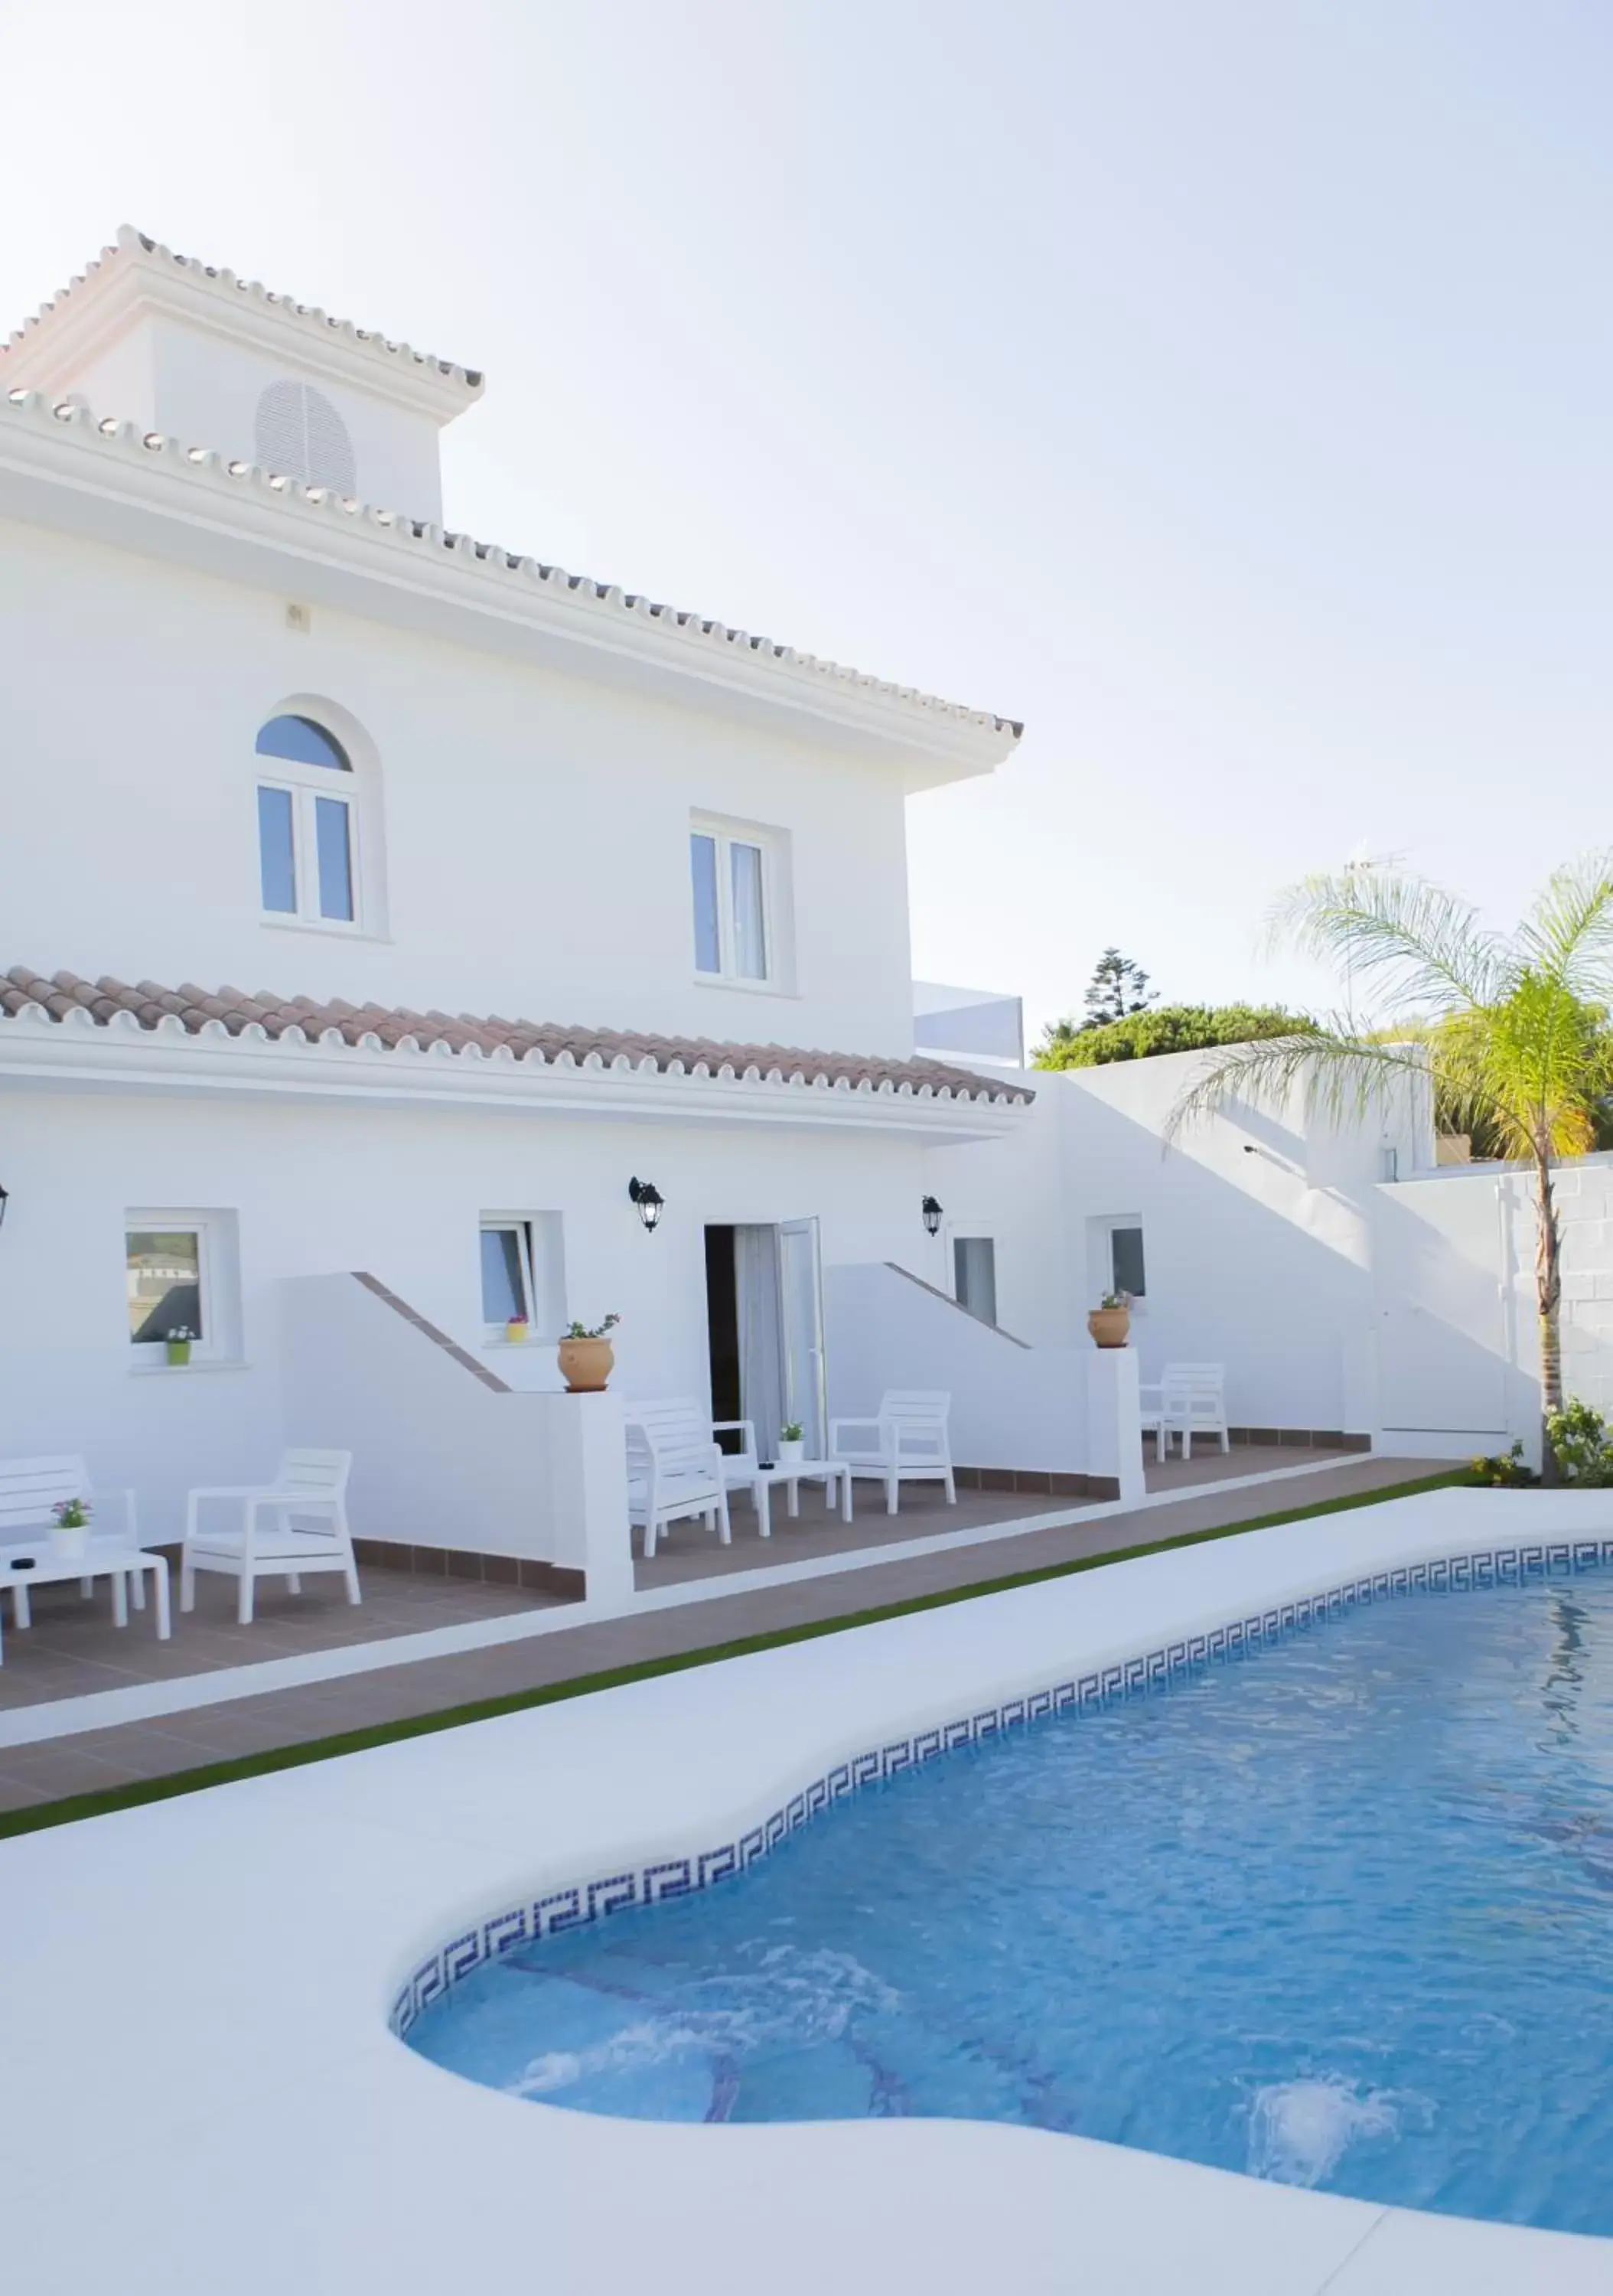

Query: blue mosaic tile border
[{"left": 389, "top": 1538, "right": 1613, "bottom": 2040}]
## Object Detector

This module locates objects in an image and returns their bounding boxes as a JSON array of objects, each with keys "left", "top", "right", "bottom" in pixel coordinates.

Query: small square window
[
  {"left": 125, "top": 1211, "right": 241, "bottom": 1367},
  {"left": 481, "top": 1222, "right": 533, "bottom": 1329},
  {"left": 480, "top": 1214, "right": 566, "bottom": 1342},
  {"left": 126, "top": 1228, "right": 204, "bottom": 1345}
]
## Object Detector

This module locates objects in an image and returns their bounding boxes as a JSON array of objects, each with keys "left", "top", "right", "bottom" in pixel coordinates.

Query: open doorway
[{"left": 704, "top": 1219, "right": 826, "bottom": 1460}]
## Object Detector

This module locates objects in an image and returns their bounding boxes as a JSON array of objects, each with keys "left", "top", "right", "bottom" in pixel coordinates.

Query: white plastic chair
[
  {"left": 828, "top": 1391, "right": 956, "bottom": 1515},
  {"left": 623, "top": 1402, "right": 734, "bottom": 1561},
  {"left": 1138, "top": 1365, "right": 1230, "bottom": 1463},
  {"left": 181, "top": 1450, "right": 357, "bottom": 1625}
]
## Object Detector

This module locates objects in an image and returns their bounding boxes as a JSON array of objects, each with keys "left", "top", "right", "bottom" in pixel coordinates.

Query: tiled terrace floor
[
  {"left": 0, "top": 1565, "right": 570, "bottom": 1714},
  {"left": 0, "top": 1450, "right": 1447, "bottom": 1813},
  {"left": 631, "top": 1444, "right": 1357, "bottom": 1587}
]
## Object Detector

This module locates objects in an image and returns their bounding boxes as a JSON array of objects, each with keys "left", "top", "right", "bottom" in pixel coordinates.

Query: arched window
[
  {"left": 254, "top": 380, "right": 357, "bottom": 495},
  {"left": 256, "top": 713, "right": 360, "bottom": 925}
]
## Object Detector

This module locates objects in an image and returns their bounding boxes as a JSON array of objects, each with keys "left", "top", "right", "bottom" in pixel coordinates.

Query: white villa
[{"left": 1, "top": 228, "right": 1605, "bottom": 1595}]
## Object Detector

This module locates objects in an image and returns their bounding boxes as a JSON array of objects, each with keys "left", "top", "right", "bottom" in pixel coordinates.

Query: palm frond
[
  {"left": 1515, "top": 852, "right": 1613, "bottom": 997},
  {"left": 1266, "top": 869, "right": 1505, "bottom": 1017},
  {"left": 1165, "top": 1026, "right": 1424, "bottom": 1140}
]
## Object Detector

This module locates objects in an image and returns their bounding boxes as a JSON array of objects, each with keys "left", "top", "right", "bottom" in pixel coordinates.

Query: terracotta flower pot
[
  {"left": 1087, "top": 1306, "right": 1131, "bottom": 1349},
  {"left": 558, "top": 1336, "right": 615, "bottom": 1393}
]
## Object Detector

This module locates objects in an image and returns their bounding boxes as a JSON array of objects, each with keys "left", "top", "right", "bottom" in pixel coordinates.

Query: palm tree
[{"left": 1167, "top": 856, "right": 1613, "bottom": 1479}]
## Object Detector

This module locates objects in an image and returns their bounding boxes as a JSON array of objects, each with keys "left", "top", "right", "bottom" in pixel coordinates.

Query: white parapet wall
[
  {"left": 824, "top": 1261, "right": 1142, "bottom": 1492},
  {"left": 277, "top": 1271, "right": 633, "bottom": 1600}
]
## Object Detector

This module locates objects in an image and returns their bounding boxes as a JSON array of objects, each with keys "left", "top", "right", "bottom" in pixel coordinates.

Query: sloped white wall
[
  {"left": 278, "top": 1272, "right": 631, "bottom": 1596},
  {"left": 824, "top": 1261, "right": 1102, "bottom": 1476}
]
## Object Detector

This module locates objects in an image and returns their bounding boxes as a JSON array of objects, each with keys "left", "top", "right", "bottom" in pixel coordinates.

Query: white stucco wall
[
  {"left": 924, "top": 1049, "right": 1431, "bottom": 1439},
  {"left": 0, "top": 1084, "right": 944, "bottom": 1540},
  {"left": 0, "top": 514, "right": 921, "bottom": 1058}
]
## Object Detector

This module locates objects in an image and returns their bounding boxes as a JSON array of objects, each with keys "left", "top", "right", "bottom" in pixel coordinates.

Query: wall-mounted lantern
[
  {"left": 628, "top": 1177, "right": 665, "bottom": 1234},
  {"left": 921, "top": 1195, "right": 943, "bottom": 1238},
  {"left": 0, "top": 1179, "right": 9, "bottom": 1228}
]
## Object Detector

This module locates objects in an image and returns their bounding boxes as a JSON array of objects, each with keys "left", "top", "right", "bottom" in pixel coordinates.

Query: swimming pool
[{"left": 407, "top": 1563, "right": 1613, "bottom": 2238}]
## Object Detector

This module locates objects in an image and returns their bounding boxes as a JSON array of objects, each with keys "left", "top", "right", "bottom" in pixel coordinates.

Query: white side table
[
  {"left": 2, "top": 1537, "right": 172, "bottom": 1661},
  {"left": 743, "top": 1459, "right": 855, "bottom": 1538}
]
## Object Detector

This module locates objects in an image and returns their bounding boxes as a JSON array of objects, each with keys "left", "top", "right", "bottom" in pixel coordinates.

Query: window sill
[
  {"left": 129, "top": 1359, "right": 251, "bottom": 1378},
  {"left": 259, "top": 917, "right": 392, "bottom": 944},
  {"left": 692, "top": 974, "right": 800, "bottom": 999},
  {"left": 481, "top": 1338, "right": 560, "bottom": 1352}
]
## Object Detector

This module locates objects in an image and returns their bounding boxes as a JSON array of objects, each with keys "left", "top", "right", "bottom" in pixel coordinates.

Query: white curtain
[{"left": 734, "top": 1225, "right": 784, "bottom": 1460}]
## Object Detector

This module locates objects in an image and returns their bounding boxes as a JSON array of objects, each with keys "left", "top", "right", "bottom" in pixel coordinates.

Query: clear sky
[{"left": 5, "top": 3, "right": 1609, "bottom": 1040}]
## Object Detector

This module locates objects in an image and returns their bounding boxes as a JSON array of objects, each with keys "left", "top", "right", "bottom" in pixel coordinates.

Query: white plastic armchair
[
  {"left": 181, "top": 1449, "right": 357, "bottom": 1626},
  {"left": 828, "top": 1391, "right": 956, "bottom": 1515},
  {"left": 623, "top": 1401, "right": 733, "bottom": 1561},
  {"left": 1138, "top": 1365, "right": 1229, "bottom": 1463}
]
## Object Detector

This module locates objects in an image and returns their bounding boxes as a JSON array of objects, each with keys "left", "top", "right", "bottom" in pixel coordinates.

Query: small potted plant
[
  {"left": 505, "top": 1312, "right": 530, "bottom": 1345},
  {"left": 778, "top": 1420, "right": 805, "bottom": 1467},
  {"left": 558, "top": 1313, "right": 621, "bottom": 1393},
  {"left": 165, "top": 1325, "right": 196, "bottom": 1368},
  {"left": 1087, "top": 1290, "right": 1132, "bottom": 1349},
  {"left": 51, "top": 1497, "right": 92, "bottom": 1562}
]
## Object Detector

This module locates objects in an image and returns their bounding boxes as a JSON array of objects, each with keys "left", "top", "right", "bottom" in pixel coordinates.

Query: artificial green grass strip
[{"left": 0, "top": 1467, "right": 1468, "bottom": 1841}]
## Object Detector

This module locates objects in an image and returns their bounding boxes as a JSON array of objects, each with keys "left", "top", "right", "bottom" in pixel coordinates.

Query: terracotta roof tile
[{"left": 0, "top": 969, "right": 1031, "bottom": 1106}]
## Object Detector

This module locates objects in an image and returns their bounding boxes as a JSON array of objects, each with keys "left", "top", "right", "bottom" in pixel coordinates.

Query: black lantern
[
  {"left": 628, "top": 1177, "right": 665, "bottom": 1233},
  {"left": 921, "top": 1195, "right": 943, "bottom": 1238},
  {"left": 0, "top": 1179, "right": 8, "bottom": 1228}
]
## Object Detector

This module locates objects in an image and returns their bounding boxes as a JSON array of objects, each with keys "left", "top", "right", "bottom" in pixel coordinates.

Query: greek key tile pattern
[{"left": 389, "top": 1539, "right": 1613, "bottom": 2039}]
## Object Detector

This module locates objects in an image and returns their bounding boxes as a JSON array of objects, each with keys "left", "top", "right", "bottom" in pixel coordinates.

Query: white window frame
[
  {"left": 257, "top": 762, "right": 363, "bottom": 933},
  {"left": 480, "top": 1213, "right": 566, "bottom": 1345},
  {"left": 125, "top": 1210, "right": 242, "bottom": 1370},
  {"left": 690, "top": 814, "right": 788, "bottom": 990}
]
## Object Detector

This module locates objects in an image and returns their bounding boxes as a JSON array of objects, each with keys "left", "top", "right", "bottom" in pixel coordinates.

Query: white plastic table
[
  {"left": 2, "top": 1535, "right": 171, "bottom": 1662},
  {"left": 742, "top": 1459, "right": 855, "bottom": 1539}
]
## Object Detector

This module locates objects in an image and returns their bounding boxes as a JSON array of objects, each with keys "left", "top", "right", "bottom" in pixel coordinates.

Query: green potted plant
[
  {"left": 505, "top": 1312, "right": 530, "bottom": 1345},
  {"left": 778, "top": 1420, "right": 805, "bottom": 1467},
  {"left": 1087, "top": 1290, "right": 1131, "bottom": 1349},
  {"left": 558, "top": 1313, "right": 621, "bottom": 1393},
  {"left": 165, "top": 1325, "right": 196, "bottom": 1368},
  {"left": 50, "top": 1496, "right": 92, "bottom": 1562}
]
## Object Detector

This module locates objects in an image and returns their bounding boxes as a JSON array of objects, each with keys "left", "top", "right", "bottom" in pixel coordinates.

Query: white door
[
  {"left": 780, "top": 1218, "right": 827, "bottom": 1456},
  {"left": 1375, "top": 1180, "right": 1509, "bottom": 1436}
]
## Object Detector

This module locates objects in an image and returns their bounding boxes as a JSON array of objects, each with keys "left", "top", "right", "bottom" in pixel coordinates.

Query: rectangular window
[
  {"left": 690, "top": 833, "right": 722, "bottom": 975},
  {"left": 314, "top": 795, "right": 354, "bottom": 921},
  {"left": 953, "top": 1235, "right": 998, "bottom": 1326},
  {"left": 479, "top": 1214, "right": 566, "bottom": 1343},
  {"left": 259, "top": 783, "right": 360, "bottom": 929},
  {"left": 689, "top": 814, "right": 787, "bottom": 987},
  {"left": 480, "top": 1222, "right": 533, "bottom": 1329},
  {"left": 124, "top": 1210, "right": 241, "bottom": 1368},
  {"left": 257, "top": 787, "right": 297, "bottom": 914},
  {"left": 126, "top": 1228, "right": 204, "bottom": 1345},
  {"left": 1110, "top": 1225, "right": 1146, "bottom": 1300}
]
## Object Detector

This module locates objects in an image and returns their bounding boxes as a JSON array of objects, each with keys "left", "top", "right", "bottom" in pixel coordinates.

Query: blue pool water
[{"left": 409, "top": 1570, "right": 1613, "bottom": 2234}]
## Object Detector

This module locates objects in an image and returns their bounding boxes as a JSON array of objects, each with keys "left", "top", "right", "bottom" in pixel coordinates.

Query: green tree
[
  {"left": 1083, "top": 947, "right": 1156, "bottom": 1030},
  {"left": 1035, "top": 1003, "right": 1315, "bottom": 1071},
  {"left": 1167, "top": 858, "right": 1613, "bottom": 1481}
]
